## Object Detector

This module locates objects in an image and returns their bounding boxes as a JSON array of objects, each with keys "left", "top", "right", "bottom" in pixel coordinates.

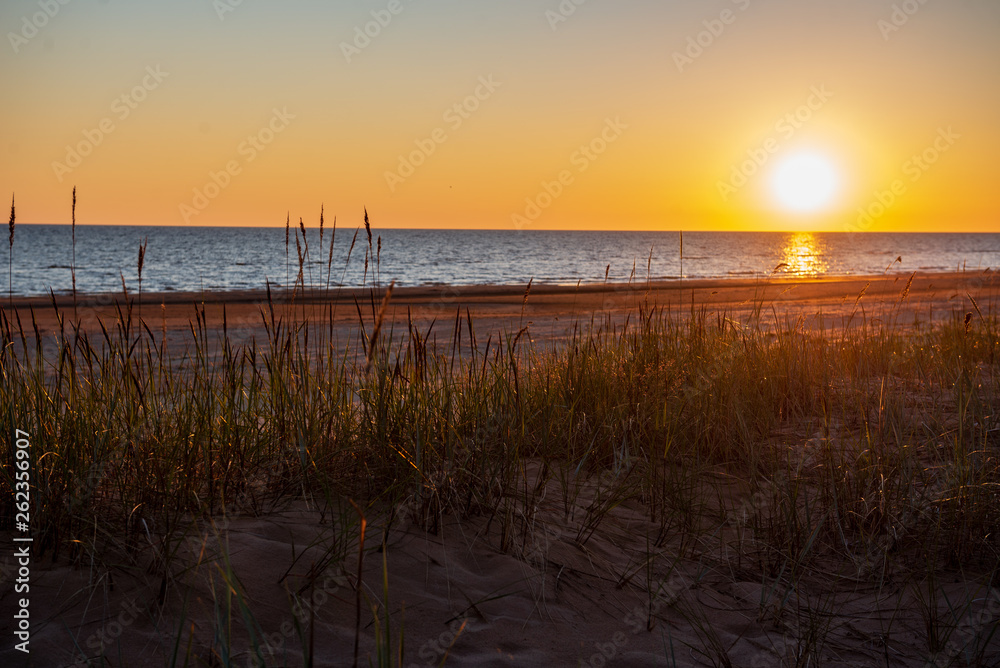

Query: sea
[{"left": 5, "top": 226, "right": 1000, "bottom": 297}]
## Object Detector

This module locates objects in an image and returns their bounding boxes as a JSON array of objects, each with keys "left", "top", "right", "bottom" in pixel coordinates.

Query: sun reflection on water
[{"left": 779, "top": 232, "right": 828, "bottom": 276}]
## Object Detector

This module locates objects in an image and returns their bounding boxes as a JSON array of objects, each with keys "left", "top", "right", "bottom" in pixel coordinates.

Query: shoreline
[
  {"left": 4, "top": 270, "right": 996, "bottom": 341},
  {"left": 4, "top": 268, "right": 995, "bottom": 306}
]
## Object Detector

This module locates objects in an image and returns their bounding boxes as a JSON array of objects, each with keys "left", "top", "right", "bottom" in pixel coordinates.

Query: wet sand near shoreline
[{"left": 4, "top": 271, "right": 997, "bottom": 352}]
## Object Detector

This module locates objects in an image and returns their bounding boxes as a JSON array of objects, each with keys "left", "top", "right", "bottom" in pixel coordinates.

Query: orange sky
[{"left": 1, "top": 0, "right": 998, "bottom": 231}]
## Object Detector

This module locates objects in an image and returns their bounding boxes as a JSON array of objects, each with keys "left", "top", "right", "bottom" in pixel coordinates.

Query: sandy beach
[
  {"left": 4, "top": 269, "right": 999, "bottom": 667},
  {"left": 21, "top": 481, "right": 985, "bottom": 668},
  {"left": 8, "top": 270, "right": 997, "bottom": 349}
]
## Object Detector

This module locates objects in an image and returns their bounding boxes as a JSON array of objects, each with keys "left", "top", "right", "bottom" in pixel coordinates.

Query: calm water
[{"left": 5, "top": 226, "right": 1000, "bottom": 297}]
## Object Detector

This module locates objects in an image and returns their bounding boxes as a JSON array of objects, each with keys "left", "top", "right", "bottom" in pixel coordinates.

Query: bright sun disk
[{"left": 770, "top": 152, "right": 839, "bottom": 213}]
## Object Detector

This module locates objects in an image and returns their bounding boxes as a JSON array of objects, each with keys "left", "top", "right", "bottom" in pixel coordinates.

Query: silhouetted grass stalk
[
  {"left": 71, "top": 187, "right": 77, "bottom": 314},
  {"left": 7, "top": 193, "right": 13, "bottom": 309}
]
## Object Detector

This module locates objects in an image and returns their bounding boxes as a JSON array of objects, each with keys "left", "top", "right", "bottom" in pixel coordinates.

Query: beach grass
[{"left": 1, "top": 225, "right": 999, "bottom": 666}]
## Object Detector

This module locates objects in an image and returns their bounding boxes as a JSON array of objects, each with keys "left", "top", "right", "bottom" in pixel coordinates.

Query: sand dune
[{"left": 4, "top": 270, "right": 999, "bottom": 667}]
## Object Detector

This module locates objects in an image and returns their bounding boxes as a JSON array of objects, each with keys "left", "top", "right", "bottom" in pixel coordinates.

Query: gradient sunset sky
[{"left": 2, "top": 0, "right": 998, "bottom": 231}]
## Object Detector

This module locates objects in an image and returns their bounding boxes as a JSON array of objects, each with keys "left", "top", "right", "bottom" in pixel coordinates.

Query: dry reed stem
[{"left": 365, "top": 280, "right": 396, "bottom": 369}]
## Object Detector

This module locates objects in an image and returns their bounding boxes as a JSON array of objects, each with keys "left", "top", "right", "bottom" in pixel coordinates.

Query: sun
[{"left": 770, "top": 152, "right": 840, "bottom": 213}]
